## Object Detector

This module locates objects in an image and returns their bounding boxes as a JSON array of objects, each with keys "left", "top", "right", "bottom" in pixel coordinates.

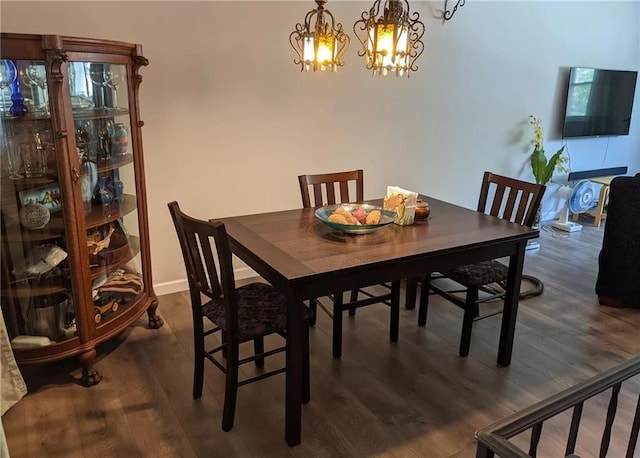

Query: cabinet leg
[
  {"left": 79, "top": 348, "right": 102, "bottom": 387},
  {"left": 147, "top": 297, "right": 164, "bottom": 329}
]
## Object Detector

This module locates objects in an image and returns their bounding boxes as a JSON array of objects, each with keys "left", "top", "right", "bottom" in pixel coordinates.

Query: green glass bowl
[{"left": 314, "top": 203, "right": 397, "bottom": 235}]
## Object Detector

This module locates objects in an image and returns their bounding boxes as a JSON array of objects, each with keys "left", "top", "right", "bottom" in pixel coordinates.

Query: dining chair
[
  {"left": 298, "top": 169, "right": 401, "bottom": 359},
  {"left": 168, "top": 201, "right": 312, "bottom": 432},
  {"left": 410, "top": 172, "right": 545, "bottom": 357}
]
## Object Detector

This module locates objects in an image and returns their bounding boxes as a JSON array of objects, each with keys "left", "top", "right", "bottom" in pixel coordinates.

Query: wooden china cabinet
[{"left": 0, "top": 33, "right": 162, "bottom": 386}]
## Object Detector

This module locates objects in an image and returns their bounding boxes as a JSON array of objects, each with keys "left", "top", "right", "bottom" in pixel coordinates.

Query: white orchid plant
[{"left": 528, "top": 115, "right": 570, "bottom": 185}]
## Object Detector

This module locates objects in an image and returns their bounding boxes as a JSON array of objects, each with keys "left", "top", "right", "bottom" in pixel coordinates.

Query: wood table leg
[
  {"left": 405, "top": 277, "right": 418, "bottom": 310},
  {"left": 390, "top": 280, "right": 400, "bottom": 342},
  {"left": 498, "top": 241, "right": 526, "bottom": 366},
  {"left": 285, "top": 293, "right": 303, "bottom": 446}
]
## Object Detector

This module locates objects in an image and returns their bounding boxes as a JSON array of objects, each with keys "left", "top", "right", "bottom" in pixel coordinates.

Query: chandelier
[
  {"left": 289, "top": 0, "right": 350, "bottom": 73},
  {"left": 353, "top": 0, "right": 425, "bottom": 77}
]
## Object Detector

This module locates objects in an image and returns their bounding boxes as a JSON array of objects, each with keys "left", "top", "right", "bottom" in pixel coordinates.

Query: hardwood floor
[{"left": 4, "top": 219, "right": 640, "bottom": 457}]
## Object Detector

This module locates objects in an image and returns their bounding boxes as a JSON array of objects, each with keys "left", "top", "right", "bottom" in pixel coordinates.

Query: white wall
[{"left": 2, "top": 1, "right": 639, "bottom": 295}]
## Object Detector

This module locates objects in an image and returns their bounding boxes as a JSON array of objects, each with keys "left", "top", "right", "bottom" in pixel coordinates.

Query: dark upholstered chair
[
  {"left": 298, "top": 170, "right": 401, "bottom": 359},
  {"left": 168, "top": 201, "right": 312, "bottom": 431},
  {"left": 596, "top": 175, "right": 640, "bottom": 309},
  {"left": 410, "top": 172, "right": 545, "bottom": 356}
]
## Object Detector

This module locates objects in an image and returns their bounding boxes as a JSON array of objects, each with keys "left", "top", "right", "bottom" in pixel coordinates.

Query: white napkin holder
[{"left": 383, "top": 186, "right": 418, "bottom": 226}]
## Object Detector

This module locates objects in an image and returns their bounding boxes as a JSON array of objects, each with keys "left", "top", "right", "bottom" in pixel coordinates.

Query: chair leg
[
  {"left": 405, "top": 277, "right": 418, "bottom": 310},
  {"left": 222, "top": 345, "right": 239, "bottom": 432},
  {"left": 332, "top": 292, "right": 344, "bottom": 359},
  {"left": 460, "top": 286, "right": 478, "bottom": 357},
  {"left": 302, "top": 325, "right": 311, "bottom": 404},
  {"left": 221, "top": 330, "right": 227, "bottom": 359},
  {"left": 308, "top": 298, "right": 317, "bottom": 327},
  {"left": 193, "top": 323, "right": 205, "bottom": 399},
  {"left": 390, "top": 280, "right": 400, "bottom": 342},
  {"left": 418, "top": 273, "right": 431, "bottom": 326},
  {"left": 254, "top": 337, "right": 265, "bottom": 368},
  {"left": 349, "top": 289, "right": 358, "bottom": 316}
]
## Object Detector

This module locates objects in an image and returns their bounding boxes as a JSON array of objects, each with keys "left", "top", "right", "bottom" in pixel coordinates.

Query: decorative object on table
[
  {"left": 353, "top": 0, "right": 425, "bottom": 77},
  {"left": 19, "top": 200, "right": 51, "bottom": 229},
  {"left": 414, "top": 199, "right": 430, "bottom": 220},
  {"left": 383, "top": 186, "right": 418, "bottom": 225},
  {"left": 24, "top": 244, "right": 68, "bottom": 276},
  {"left": 315, "top": 203, "right": 396, "bottom": 234},
  {"left": 19, "top": 183, "right": 62, "bottom": 213},
  {"left": 110, "top": 123, "right": 129, "bottom": 156},
  {"left": 93, "top": 176, "right": 115, "bottom": 205},
  {"left": 290, "top": 0, "right": 350, "bottom": 73}
]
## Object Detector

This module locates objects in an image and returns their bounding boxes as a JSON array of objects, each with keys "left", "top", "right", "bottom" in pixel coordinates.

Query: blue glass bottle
[{"left": 9, "top": 78, "right": 28, "bottom": 117}]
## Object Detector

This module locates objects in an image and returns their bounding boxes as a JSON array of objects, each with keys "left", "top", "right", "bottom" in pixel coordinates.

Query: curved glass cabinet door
[
  {"left": 69, "top": 60, "right": 143, "bottom": 328},
  {"left": 0, "top": 59, "right": 77, "bottom": 348}
]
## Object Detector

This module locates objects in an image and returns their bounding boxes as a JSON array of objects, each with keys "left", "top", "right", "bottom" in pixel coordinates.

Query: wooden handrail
[{"left": 476, "top": 355, "right": 640, "bottom": 457}]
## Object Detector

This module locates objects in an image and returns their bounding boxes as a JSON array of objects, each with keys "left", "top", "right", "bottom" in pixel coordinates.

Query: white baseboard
[{"left": 153, "top": 266, "right": 258, "bottom": 296}]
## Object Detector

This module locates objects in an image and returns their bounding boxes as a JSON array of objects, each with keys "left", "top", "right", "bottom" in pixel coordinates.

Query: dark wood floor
[{"left": 4, "top": 218, "right": 640, "bottom": 457}]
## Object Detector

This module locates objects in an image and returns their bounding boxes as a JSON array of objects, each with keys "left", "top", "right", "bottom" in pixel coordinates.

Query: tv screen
[{"left": 562, "top": 67, "right": 638, "bottom": 138}]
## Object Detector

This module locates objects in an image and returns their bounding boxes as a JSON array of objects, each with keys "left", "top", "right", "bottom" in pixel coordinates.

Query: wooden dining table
[{"left": 218, "top": 196, "right": 538, "bottom": 446}]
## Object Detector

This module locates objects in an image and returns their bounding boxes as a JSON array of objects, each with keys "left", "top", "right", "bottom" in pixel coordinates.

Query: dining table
[{"left": 218, "top": 195, "right": 539, "bottom": 446}]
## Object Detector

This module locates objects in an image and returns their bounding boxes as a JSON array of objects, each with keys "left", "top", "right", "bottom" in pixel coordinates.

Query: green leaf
[
  {"left": 530, "top": 146, "right": 548, "bottom": 184},
  {"left": 540, "top": 146, "right": 565, "bottom": 185}
]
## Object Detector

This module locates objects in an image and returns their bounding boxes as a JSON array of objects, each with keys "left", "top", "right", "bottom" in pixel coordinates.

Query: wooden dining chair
[
  {"left": 410, "top": 172, "right": 545, "bottom": 357},
  {"left": 168, "top": 201, "right": 312, "bottom": 432},
  {"left": 298, "top": 169, "right": 401, "bottom": 359}
]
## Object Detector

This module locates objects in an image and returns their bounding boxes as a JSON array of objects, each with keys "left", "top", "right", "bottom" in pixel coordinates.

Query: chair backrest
[
  {"left": 477, "top": 172, "right": 546, "bottom": 227},
  {"left": 298, "top": 169, "right": 364, "bottom": 208},
  {"left": 168, "top": 201, "right": 239, "bottom": 336}
]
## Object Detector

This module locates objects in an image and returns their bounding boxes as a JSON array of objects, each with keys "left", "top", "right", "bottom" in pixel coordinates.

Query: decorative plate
[{"left": 315, "top": 203, "right": 397, "bottom": 235}]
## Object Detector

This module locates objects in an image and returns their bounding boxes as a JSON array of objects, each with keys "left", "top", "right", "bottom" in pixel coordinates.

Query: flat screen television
[{"left": 562, "top": 67, "right": 638, "bottom": 138}]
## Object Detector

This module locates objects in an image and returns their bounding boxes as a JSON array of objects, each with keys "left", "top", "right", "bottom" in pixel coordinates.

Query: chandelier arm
[
  {"left": 408, "top": 38, "right": 424, "bottom": 73},
  {"left": 289, "top": 26, "right": 306, "bottom": 67}
]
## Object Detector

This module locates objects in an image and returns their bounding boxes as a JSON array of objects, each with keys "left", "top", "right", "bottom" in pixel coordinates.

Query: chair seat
[
  {"left": 203, "top": 282, "right": 312, "bottom": 342},
  {"left": 448, "top": 260, "right": 509, "bottom": 287}
]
